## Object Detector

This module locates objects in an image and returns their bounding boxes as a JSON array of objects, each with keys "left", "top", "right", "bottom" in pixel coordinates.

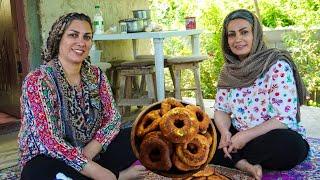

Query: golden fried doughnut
[
  {"left": 186, "top": 105, "right": 210, "bottom": 132},
  {"left": 136, "top": 110, "right": 161, "bottom": 137},
  {"left": 191, "top": 177, "right": 206, "bottom": 180},
  {"left": 183, "top": 177, "right": 193, "bottom": 180},
  {"left": 203, "top": 131, "right": 213, "bottom": 146},
  {"left": 176, "top": 134, "right": 210, "bottom": 167},
  {"left": 192, "top": 166, "right": 215, "bottom": 177},
  {"left": 139, "top": 131, "right": 173, "bottom": 171},
  {"left": 207, "top": 173, "right": 229, "bottom": 180},
  {"left": 160, "top": 107, "right": 199, "bottom": 143},
  {"left": 172, "top": 152, "right": 200, "bottom": 171},
  {"left": 160, "top": 97, "right": 184, "bottom": 116}
]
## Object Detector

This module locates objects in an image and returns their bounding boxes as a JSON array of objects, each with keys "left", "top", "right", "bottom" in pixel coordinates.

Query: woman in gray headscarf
[
  {"left": 19, "top": 12, "right": 147, "bottom": 180},
  {"left": 211, "top": 9, "right": 309, "bottom": 179}
]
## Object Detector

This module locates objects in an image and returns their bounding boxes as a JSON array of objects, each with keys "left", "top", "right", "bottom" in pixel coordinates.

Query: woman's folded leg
[
  {"left": 242, "top": 129, "right": 309, "bottom": 170},
  {"left": 21, "top": 155, "right": 88, "bottom": 180}
]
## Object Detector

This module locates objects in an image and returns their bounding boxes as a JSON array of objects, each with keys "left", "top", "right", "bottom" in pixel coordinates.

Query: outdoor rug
[
  {"left": 0, "top": 112, "right": 20, "bottom": 135},
  {"left": 0, "top": 120, "right": 20, "bottom": 136},
  {"left": 0, "top": 131, "right": 19, "bottom": 180},
  {"left": 1, "top": 137, "right": 319, "bottom": 179},
  {"left": 262, "top": 137, "right": 320, "bottom": 180}
]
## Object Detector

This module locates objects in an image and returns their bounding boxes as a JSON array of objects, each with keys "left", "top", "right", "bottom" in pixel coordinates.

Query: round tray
[{"left": 131, "top": 100, "right": 217, "bottom": 178}]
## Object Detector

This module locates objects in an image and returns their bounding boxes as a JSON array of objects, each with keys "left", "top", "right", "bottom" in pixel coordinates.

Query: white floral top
[{"left": 214, "top": 60, "right": 306, "bottom": 138}]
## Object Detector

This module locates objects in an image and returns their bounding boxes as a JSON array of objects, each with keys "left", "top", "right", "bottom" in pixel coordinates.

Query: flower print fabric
[
  {"left": 214, "top": 60, "right": 306, "bottom": 138},
  {"left": 18, "top": 62, "right": 121, "bottom": 171}
]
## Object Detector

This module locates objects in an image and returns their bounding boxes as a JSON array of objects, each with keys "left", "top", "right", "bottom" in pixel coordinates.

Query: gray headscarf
[{"left": 217, "top": 9, "right": 306, "bottom": 122}]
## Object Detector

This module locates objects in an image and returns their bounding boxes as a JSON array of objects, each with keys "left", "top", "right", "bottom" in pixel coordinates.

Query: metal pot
[
  {"left": 121, "top": 18, "right": 144, "bottom": 33},
  {"left": 142, "top": 19, "right": 151, "bottom": 29},
  {"left": 132, "top": 10, "right": 151, "bottom": 20}
]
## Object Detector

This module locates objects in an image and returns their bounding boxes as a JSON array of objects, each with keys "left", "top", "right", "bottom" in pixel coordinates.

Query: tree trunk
[{"left": 253, "top": 0, "right": 261, "bottom": 20}]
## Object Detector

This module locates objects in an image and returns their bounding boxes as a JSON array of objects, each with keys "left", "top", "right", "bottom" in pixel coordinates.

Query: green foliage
[
  {"left": 149, "top": 0, "right": 198, "bottom": 28},
  {"left": 276, "top": 0, "right": 320, "bottom": 27},
  {"left": 283, "top": 29, "right": 320, "bottom": 106},
  {"left": 260, "top": 4, "right": 295, "bottom": 28},
  {"left": 198, "top": 5, "right": 225, "bottom": 98},
  {"left": 150, "top": 0, "right": 320, "bottom": 106}
]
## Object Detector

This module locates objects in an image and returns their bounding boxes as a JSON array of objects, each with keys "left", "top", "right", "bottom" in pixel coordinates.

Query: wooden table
[{"left": 93, "top": 29, "right": 203, "bottom": 101}]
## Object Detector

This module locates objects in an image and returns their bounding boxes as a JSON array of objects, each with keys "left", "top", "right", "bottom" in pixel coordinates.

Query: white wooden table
[{"left": 93, "top": 29, "right": 203, "bottom": 101}]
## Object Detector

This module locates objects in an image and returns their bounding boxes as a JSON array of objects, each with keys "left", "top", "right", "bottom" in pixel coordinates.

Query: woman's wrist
[
  {"left": 80, "top": 160, "right": 96, "bottom": 178},
  {"left": 214, "top": 110, "right": 232, "bottom": 135},
  {"left": 83, "top": 140, "right": 102, "bottom": 160},
  {"left": 219, "top": 128, "right": 231, "bottom": 136}
]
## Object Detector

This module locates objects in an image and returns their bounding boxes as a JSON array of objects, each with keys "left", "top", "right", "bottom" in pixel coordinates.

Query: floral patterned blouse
[
  {"left": 18, "top": 62, "right": 121, "bottom": 171},
  {"left": 214, "top": 60, "right": 306, "bottom": 138}
]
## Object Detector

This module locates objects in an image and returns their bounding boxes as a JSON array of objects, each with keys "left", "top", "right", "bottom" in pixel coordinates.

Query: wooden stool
[
  {"left": 92, "top": 62, "right": 111, "bottom": 73},
  {"left": 166, "top": 55, "right": 208, "bottom": 110},
  {"left": 135, "top": 54, "right": 171, "bottom": 60},
  {"left": 108, "top": 60, "right": 127, "bottom": 94},
  {"left": 112, "top": 60, "right": 157, "bottom": 115}
]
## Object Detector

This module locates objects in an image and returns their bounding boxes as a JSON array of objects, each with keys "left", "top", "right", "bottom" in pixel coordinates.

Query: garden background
[{"left": 149, "top": 0, "right": 320, "bottom": 107}]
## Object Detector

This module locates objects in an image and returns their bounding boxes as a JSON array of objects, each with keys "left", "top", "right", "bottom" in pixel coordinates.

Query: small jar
[
  {"left": 185, "top": 17, "right": 196, "bottom": 30},
  {"left": 119, "top": 21, "right": 127, "bottom": 33}
]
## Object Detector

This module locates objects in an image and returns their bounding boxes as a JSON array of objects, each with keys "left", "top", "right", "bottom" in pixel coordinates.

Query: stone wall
[{"left": 38, "top": 0, "right": 151, "bottom": 61}]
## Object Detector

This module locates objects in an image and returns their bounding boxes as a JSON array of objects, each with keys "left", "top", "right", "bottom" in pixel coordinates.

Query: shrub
[
  {"left": 283, "top": 29, "right": 320, "bottom": 106},
  {"left": 198, "top": 5, "right": 224, "bottom": 98}
]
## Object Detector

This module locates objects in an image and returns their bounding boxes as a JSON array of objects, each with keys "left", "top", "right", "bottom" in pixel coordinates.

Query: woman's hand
[
  {"left": 119, "top": 165, "right": 148, "bottom": 180},
  {"left": 94, "top": 168, "right": 117, "bottom": 180},
  {"left": 227, "top": 118, "right": 288, "bottom": 154},
  {"left": 218, "top": 131, "right": 232, "bottom": 159},
  {"left": 227, "top": 131, "right": 250, "bottom": 153}
]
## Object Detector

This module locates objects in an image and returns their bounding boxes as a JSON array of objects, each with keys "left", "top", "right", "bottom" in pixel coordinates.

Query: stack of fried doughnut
[
  {"left": 183, "top": 166, "right": 230, "bottom": 180},
  {"left": 136, "top": 97, "right": 213, "bottom": 172}
]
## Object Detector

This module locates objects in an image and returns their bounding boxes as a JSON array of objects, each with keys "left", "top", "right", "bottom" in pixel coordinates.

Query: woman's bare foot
[
  {"left": 235, "top": 159, "right": 262, "bottom": 180},
  {"left": 118, "top": 165, "right": 148, "bottom": 180}
]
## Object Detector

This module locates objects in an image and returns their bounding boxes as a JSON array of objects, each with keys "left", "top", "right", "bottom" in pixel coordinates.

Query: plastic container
[
  {"left": 90, "top": 50, "right": 102, "bottom": 64},
  {"left": 89, "top": 43, "right": 102, "bottom": 63},
  {"left": 93, "top": 5, "right": 104, "bottom": 34}
]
